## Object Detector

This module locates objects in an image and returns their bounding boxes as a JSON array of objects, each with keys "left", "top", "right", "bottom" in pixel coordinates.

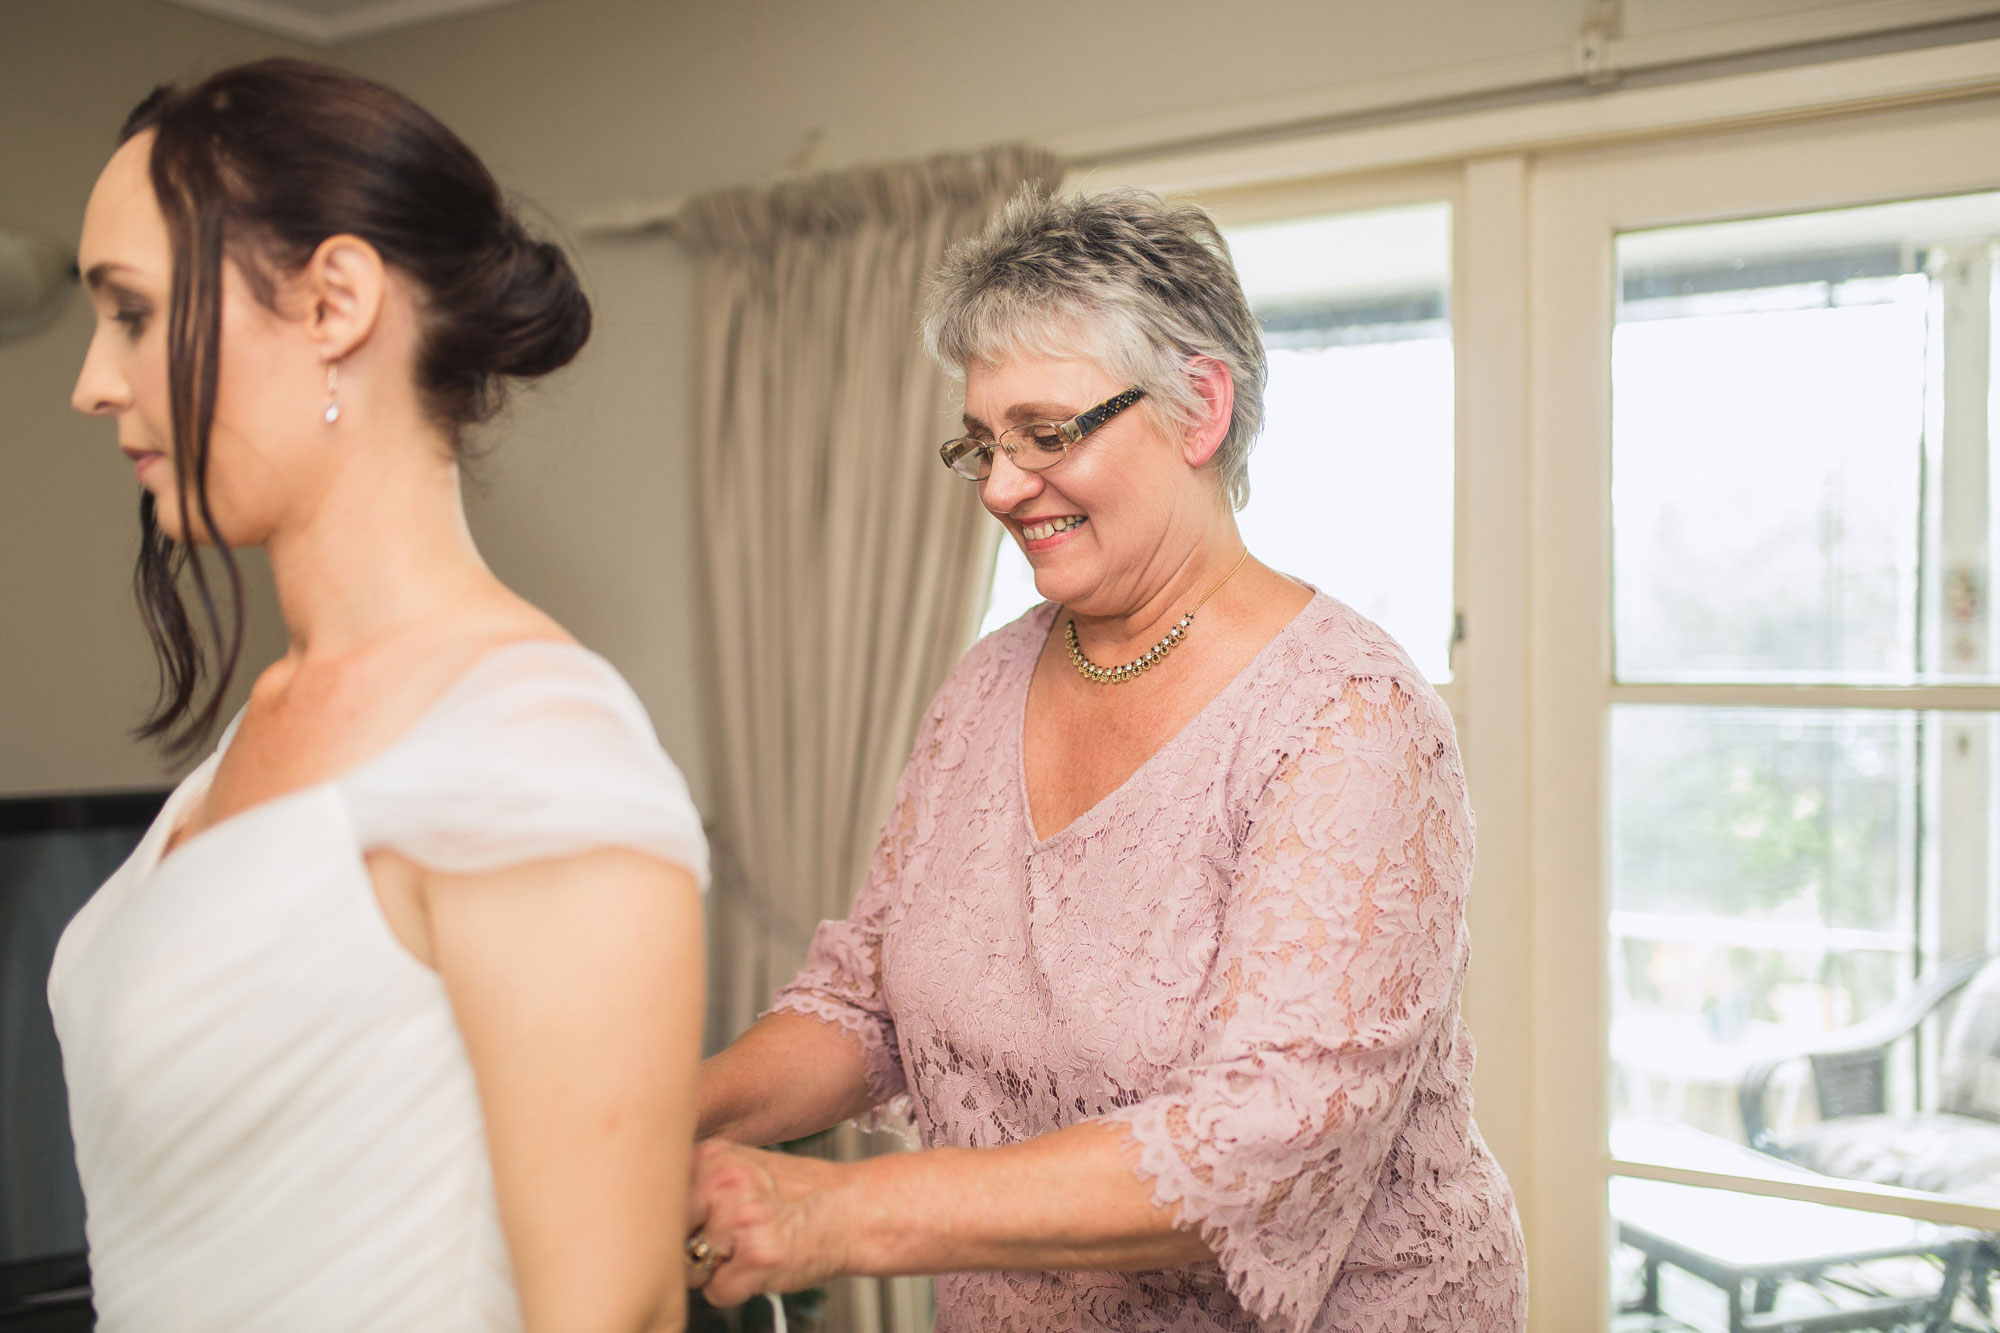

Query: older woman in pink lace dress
[{"left": 686, "top": 189, "right": 1528, "bottom": 1333}]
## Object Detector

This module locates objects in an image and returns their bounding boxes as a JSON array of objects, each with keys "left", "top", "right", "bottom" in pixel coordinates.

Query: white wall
[{"left": 336, "top": 0, "right": 1585, "bottom": 209}]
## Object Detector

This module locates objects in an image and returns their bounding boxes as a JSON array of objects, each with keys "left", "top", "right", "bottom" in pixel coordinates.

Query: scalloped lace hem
[{"left": 1100, "top": 1108, "right": 1527, "bottom": 1333}]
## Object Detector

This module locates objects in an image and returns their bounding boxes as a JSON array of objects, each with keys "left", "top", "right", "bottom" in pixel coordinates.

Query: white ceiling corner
[{"left": 158, "top": 0, "right": 527, "bottom": 45}]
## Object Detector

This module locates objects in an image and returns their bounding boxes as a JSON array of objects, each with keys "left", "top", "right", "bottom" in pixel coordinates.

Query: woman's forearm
[
  {"left": 697, "top": 1012, "right": 880, "bottom": 1146},
  {"left": 824, "top": 1122, "right": 1212, "bottom": 1276}
]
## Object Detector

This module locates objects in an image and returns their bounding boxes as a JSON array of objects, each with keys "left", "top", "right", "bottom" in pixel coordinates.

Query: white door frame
[{"left": 1527, "top": 94, "right": 2000, "bottom": 1328}]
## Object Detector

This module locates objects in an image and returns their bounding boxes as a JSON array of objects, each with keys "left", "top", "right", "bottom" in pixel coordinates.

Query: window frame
[
  {"left": 1528, "top": 95, "right": 2000, "bottom": 1327},
  {"left": 1198, "top": 168, "right": 1470, "bottom": 721}
]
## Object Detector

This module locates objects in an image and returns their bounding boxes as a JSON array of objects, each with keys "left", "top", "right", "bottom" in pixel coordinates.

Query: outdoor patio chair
[{"left": 1738, "top": 952, "right": 2000, "bottom": 1316}]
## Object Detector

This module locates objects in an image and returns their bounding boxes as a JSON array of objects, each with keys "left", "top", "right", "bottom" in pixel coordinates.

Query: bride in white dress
[{"left": 50, "top": 59, "right": 707, "bottom": 1333}]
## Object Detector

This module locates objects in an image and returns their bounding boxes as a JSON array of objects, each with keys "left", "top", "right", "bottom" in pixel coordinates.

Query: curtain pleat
[{"left": 680, "top": 145, "right": 1062, "bottom": 1333}]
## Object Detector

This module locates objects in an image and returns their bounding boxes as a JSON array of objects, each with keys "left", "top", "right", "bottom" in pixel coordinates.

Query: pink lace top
[{"left": 769, "top": 595, "right": 1527, "bottom": 1333}]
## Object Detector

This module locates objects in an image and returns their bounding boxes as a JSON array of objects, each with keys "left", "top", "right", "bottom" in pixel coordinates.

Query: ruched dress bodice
[{"left": 47, "top": 643, "right": 707, "bottom": 1333}]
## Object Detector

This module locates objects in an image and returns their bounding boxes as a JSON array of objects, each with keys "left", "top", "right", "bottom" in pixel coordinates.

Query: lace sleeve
[
  {"left": 1098, "top": 672, "right": 1473, "bottom": 1333},
  {"left": 762, "top": 704, "right": 945, "bottom": 1111}
]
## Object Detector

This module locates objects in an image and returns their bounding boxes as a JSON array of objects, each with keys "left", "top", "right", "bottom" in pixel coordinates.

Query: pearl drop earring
[{"left": 322, "top": 363, "right": 341, "bottom": 425}]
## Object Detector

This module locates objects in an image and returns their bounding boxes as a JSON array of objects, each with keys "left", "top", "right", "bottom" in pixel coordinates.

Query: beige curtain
[{"left": 677, "top": 145, "right": 1062, "bottom": 1333}]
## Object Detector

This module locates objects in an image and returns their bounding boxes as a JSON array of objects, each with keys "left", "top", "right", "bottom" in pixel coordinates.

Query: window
[
  {"left": 978, "top": 203, "right": 1458, "bottom": 683},
  {"left": 1613, "top": 196, "right": 2000, "bottom": 687},
  {"left": 1608, "top": 197, "right": 2000, "bottom": 1176},
  {"left": 1525, "top": 104, "right": 2000, "bottom": 1329},
  {"left": 1594, "top": 188, "right": 2000, "bottom": 1329}
]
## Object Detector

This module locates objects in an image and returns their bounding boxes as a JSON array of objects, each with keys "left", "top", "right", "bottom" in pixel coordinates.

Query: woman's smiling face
[{"left": 964, "top": 351, "right": 1211, "bottom": 620}]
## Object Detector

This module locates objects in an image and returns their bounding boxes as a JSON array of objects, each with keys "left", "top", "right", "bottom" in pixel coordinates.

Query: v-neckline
[
  {"left": 1014, "top": 593, "right": 1322, "bottom": 848},
  {"left": 145, "top": 638, "right": 597, "bottom": 878}
]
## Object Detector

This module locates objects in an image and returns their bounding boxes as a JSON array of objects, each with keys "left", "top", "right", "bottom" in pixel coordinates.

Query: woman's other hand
[{"left": 686, "top": 1139, "right": 852, "bottom": 1308}]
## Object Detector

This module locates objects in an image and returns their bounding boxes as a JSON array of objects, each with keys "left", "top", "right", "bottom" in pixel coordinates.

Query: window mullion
[
  {"left": 1930, "top": 245, "right": 1994, "bottom": 973},
  {"left": 1608, "top": 682, "right": 2000, "bottom": 710}
]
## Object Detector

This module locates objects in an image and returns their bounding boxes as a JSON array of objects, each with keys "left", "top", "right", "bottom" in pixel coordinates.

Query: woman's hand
[{"left": 685, "top": 1139, "right": 854, "bottom": 1308}]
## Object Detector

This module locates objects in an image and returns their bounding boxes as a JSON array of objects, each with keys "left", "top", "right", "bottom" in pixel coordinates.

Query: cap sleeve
[{"left": 340, "top": 643, "right": 709, "bottom": 888}]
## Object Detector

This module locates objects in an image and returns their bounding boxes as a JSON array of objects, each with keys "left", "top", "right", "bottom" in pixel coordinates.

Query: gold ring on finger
[{"left": 685, "top": 1233, "right": 719, "bottom": 1284}]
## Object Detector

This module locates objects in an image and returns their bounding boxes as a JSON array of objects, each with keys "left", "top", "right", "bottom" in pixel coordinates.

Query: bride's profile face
[
  {"left": 73, "top": 137, "right": 177, "bottom": 523},
  {"left": 71, "top": 133, "right": 329, "bottom": 547}
]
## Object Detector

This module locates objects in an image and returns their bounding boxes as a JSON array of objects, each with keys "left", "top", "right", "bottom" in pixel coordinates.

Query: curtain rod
[
  {"left": 575, "top": 141, "right": 1026, "bottom": 238},
  {"left": 575, "top": 128, "right": 828, "bottom": 237}
]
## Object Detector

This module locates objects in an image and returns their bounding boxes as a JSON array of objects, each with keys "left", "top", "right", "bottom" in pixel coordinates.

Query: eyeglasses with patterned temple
[{"left": 938, "top": 387, "right": 1147, "bottom": 482}]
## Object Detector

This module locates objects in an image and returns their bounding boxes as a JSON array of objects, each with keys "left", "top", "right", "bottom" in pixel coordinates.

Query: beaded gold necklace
[{"left": 1063, "top": 548, "right": 1251, "bottom": 685}]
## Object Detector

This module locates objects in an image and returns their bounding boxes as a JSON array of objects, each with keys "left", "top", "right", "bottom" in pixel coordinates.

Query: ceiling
[{"left": 159, "top": 0, "right": 526, "bottom": 44}]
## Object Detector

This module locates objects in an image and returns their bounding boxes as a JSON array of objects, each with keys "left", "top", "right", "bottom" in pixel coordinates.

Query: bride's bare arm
[{"left": 427, "top": 847, "right": 704, "bottom": 1333}]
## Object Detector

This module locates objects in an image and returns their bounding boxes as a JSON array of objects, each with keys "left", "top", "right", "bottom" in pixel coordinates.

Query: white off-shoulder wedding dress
[{"left": 47, "top": 642, "right": 708, "bottom": 1333}]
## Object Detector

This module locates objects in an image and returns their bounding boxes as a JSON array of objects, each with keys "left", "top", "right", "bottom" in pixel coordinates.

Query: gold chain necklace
[{"left": 1063, "top": 548, "right": 1251, "bottom": 685}]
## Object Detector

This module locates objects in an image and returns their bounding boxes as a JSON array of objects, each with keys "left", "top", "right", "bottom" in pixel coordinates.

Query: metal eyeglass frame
[{"left": 938, "top": 387, "right": 1147, "bottom": 481}]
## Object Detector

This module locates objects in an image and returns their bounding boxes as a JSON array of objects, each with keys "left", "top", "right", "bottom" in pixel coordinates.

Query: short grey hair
[{"left": 920, "top": 187, "right": 1267, "bottom": 510}]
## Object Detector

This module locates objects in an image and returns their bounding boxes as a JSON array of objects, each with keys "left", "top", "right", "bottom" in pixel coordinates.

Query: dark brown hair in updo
[{"left": 118, "top": 57, "right": 591, "bottom": 759}]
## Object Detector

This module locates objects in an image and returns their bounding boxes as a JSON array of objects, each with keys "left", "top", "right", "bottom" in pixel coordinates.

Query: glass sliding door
[{"left": 1530, "top": 99, "right": 2000, "bottom": 1331}]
